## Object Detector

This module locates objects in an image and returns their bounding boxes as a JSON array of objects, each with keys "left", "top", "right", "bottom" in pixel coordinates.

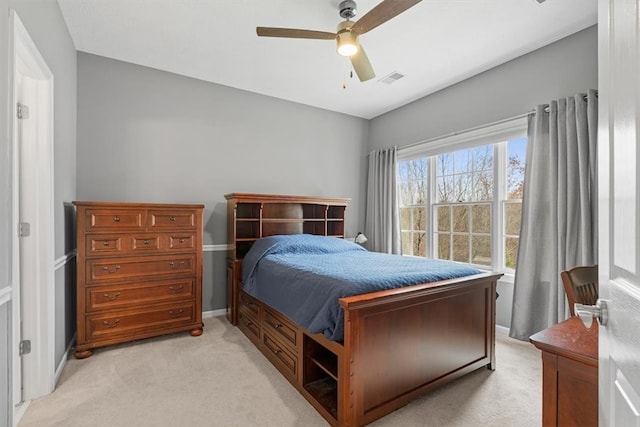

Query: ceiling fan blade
[
  {"left": 350, "top": 44, "right": 375, "bottom": 82},
  {"left": 256, "top": 27, "right": 336, "bottom": 40},
  {"left": 352, "top": 0, "right": 422, "bottom": 35}
]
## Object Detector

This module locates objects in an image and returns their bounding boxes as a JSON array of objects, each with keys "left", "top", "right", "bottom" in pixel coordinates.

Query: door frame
[{"left": 9, "top": 9, "right": 56, "bottom": 415}]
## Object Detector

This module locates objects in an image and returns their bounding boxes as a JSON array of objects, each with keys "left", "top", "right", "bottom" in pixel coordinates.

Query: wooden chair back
[{"left": 560, "top": 265, "right": 599, "bottom": 316}]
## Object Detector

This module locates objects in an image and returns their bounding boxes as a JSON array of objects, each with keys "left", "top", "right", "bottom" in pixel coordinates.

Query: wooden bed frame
[{"left": 225, "top": 193, "right": 502, "bottom": 426}]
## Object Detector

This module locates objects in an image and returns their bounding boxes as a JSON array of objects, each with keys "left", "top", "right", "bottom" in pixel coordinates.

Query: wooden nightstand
[{"left": 530, "top": 316, "right": 598, "bottom": 427}]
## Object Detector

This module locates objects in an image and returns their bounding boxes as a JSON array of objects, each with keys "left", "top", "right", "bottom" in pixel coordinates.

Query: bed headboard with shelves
[{"left": 224, "top": 193, "right": 351, "bottom": 323}]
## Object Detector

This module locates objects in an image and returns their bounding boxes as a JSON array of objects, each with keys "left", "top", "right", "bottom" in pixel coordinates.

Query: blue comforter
[{"left": 242, "top": 234, "right": 482, "bottom": 341}]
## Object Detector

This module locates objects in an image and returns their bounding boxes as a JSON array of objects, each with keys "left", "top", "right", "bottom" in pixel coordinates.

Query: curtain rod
[
  {"left": 399, "top": 91, "right": 599, "bottom": 151},
  {"left": 399, "top": 112, "right": 529, "bottom": 151}
]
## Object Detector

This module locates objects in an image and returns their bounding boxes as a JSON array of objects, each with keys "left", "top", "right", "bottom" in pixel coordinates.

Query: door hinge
[
  {"left": 19, "top": 340, "right": 31, "bottom": 356},
  {"left": 19, "top": 222, "right": 30, "bottom": 237},
  {"left": 16, "top": 102, "right": 29, "bottom": 120}
]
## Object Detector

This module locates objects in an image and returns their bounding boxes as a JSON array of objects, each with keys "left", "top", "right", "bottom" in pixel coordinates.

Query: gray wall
[
  {"left": 369, "top": 26, "right": 598, "bottom": 150},
  {"left": 368, "top": 26, "right": 598, "bottom": 329},
  {"left": 76, "top": 52, "right": 370, "bottom": 312}
]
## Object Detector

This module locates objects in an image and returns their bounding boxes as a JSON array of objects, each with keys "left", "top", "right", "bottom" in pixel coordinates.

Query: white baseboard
[
  {"left": 13, "top": 400, "right": 30, "bottom": 427},
  {"left": 202, "top": 309, "right": 226, "bottom": 318},
  {"left": 55, "top": 332, "right": 76, "bottom": 385},
  {"left": 496, "top": 325, "right": 510, "bottom": 335}
]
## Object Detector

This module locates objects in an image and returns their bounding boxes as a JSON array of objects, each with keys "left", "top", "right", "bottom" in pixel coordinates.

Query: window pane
[
  {"left": 472, "top": 145, "right": 494, "bottom": 171},
  {"left": 505, "top": 237, "right": 520, "bottom": 269},
  {"left": 472, "top": 204, "right": 491, "bottom": 233},
  {"left": 472, "top": 235, "right": 492, "bottom": 266},
  {"left": 452, "top": 235, "right": 469, "bottom": 262},
  {"left": 413, "top": 232, "right": 427, "bottom": 257},
  {"left": 437, "top": 206, "right": 450, "bottom": 232},
  {"left": 401, "top": 231, "right": 412, "bottom": 255},
  {"left": 507, "top": 137, "right": 527, "bottom": 200},
  {"left": 437, "top": 233, "right": 451, "bottom": 260},
  {"left": 437, "top": 176, "right": 454, "bottom": 202},
  {"left": 453, "top": 174, "right": 473, "bottom": 202},
  {"left": 473, "top": 172, "right": 493, "bottom": 201},
  {"left": 437, "top": 152, "right": 453, "bottom": 176},
  {"left": 505, "top": 202, "right": 522, "bottom": 235},
  {"left": 399, "top": 182, "right": 411, "bottom": 205},
  {"left": 452, "top": 205, "right": 469, "bottom": 232},
  {"left": 453, "top": 149, "right": 470, "bottom": 173},
  {"left": 400, "top": 207, "right": 411, "bottom": 231},
  {"left": 412, "top": 207, "right": 427, "bottom": 230}
]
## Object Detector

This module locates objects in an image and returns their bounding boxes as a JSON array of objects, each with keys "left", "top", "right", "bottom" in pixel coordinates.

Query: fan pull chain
[{"left": 342, "top": 60, "right": 354, "bottom": 89}]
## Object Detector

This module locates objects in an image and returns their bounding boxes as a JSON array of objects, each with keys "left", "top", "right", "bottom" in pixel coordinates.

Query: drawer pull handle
[
  {"left": 113, "top": 216, "right": 120, "bottom": 222},
  {"left": 169, "top": 261, "right": 186, "bottom": 269},
  {"left": 102, "top": 241, "right": 110, "bottom": 247},
  {"left": 245, "top": 321, "right": 253, "bottom": 327},
  {"left": 179, "top": 238, "right": 185, "bottom": 243},
  {"left": 168, "top": 285, "right": 184, "bottom": 292},
  {"left": 102, "top": 292, "right": 121, "bottom": 300},
  {"left": 273, "top": 349, "right": 281, "bottom": 355},
  {"left": 168, "top": 309, "right": 184, "bottom": 317},
  {"left": 273, "top": 323, "right": 282, "bottom": 329},
  {"left": 102, "top": 265, "right": 121, "bottom": 273},
  {"left": 170, "top": 216, "right": 176, "bottom": 222},
  {"left": 103, "top": 319, "right": 120, "bottom": 328},
  {"left": 143, "top": 239, "right": 151, "bottom": 245}
]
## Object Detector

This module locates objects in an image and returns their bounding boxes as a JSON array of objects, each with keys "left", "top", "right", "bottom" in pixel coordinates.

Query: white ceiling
[{"left": 57, "top": 0, "right": 597, "bottom": 119}]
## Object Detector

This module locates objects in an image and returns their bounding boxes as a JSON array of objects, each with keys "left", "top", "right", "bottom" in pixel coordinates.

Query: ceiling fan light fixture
[
  {"left": 337, "top": 35, "right": 358, "bottom": 56},
  {"left": 336, "top": 22, "right": 358, "bottom": 57}
]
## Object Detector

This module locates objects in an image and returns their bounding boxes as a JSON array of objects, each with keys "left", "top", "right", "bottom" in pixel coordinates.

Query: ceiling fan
[{"left": 256, "top": 0, "right": 422, "bottom": 82}]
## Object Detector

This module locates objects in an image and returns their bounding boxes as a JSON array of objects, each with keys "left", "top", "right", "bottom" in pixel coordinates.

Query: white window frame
[{"left": 397, "top": 116, "right": 528, "bottom": 275}]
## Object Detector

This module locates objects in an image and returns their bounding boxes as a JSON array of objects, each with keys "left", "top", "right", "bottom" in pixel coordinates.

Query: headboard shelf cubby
[{"left": 225, "top": 193, "right": 350, "bottom": 324}]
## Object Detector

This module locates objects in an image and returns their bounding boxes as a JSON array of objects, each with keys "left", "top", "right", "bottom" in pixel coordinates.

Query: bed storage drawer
[
  {"left": 239, "top": 291, "right": 261, "bottom": 319},
  {"left": 263, "top": 307, "right": 298, "bottom": 351},
  {"left": 238, "top": 308, "right": 261, "bottom": 344},
  {"left": 263, "top": 332, "right": 298, "bottom": 381}
]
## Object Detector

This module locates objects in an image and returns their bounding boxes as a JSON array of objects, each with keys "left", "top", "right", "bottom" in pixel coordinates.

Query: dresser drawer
[
  {"left": 86, "top": 278, "right": 195, "bottom": 312},
  {"left": 86, "top": 209, "right": 146, "bottom": 231},
  {"left": 166, "top": 233, "right": 196, "bottom": 251},
  {"left": 85, "top": 302, "right": 196, "bottom": 341},
  {"left": 86, "top": 254, "right": 196, "bottom": 284},
  {"left": 148, "top": 210, "right": 197, "bottom": 230},
  {"left": 86, "top": 234, "right": 124, "bottom": 255},
  {"left": 85, "top": 234, "right": 163, "bottom": 256},
  {"left": 263, "top": 332, "right": 298, "bottom": 380}
]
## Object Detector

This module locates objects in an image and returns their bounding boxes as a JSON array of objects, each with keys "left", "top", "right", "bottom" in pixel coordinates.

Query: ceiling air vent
[{"left": 379, "top": 72, "right": 405, "bottom": 85}]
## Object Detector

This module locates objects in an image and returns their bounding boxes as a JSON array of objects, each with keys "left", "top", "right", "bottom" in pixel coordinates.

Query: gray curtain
[
  {"left": 510, "top": 89, "right": 598, "bottom": 340},
  {"left": 364, "top": 147, "right": 401, "bottom": 254}
]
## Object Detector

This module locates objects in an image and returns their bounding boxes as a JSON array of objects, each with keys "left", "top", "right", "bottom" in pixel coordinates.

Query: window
[{"left": 397, "top": 121, "right": 527, "bottom": 273}]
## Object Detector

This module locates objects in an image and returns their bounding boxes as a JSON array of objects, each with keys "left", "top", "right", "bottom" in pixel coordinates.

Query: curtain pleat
[
  {"left": 509, "top": 90, "right": 598, "bottom": 340},
  {"left": 364, "top": 147, "right": 401, "bottom": 254}
]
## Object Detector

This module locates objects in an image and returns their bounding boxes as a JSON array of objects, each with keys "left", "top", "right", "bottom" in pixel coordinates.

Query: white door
[
  {"left": 10, "top": 10, "right": 56, "bottom": 419},
  {"left": 598, "top": 0, "right": 640, "bottom": 425}
]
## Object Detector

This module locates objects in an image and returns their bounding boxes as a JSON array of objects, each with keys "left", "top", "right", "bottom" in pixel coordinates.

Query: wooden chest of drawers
[{"left": 73, "top": 201, "right": 204, "bottom": 358}]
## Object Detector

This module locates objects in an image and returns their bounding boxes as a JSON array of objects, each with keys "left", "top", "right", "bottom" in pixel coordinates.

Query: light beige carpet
[{"left": 19, "top": 317, "right": 541, "bottom": 427}]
